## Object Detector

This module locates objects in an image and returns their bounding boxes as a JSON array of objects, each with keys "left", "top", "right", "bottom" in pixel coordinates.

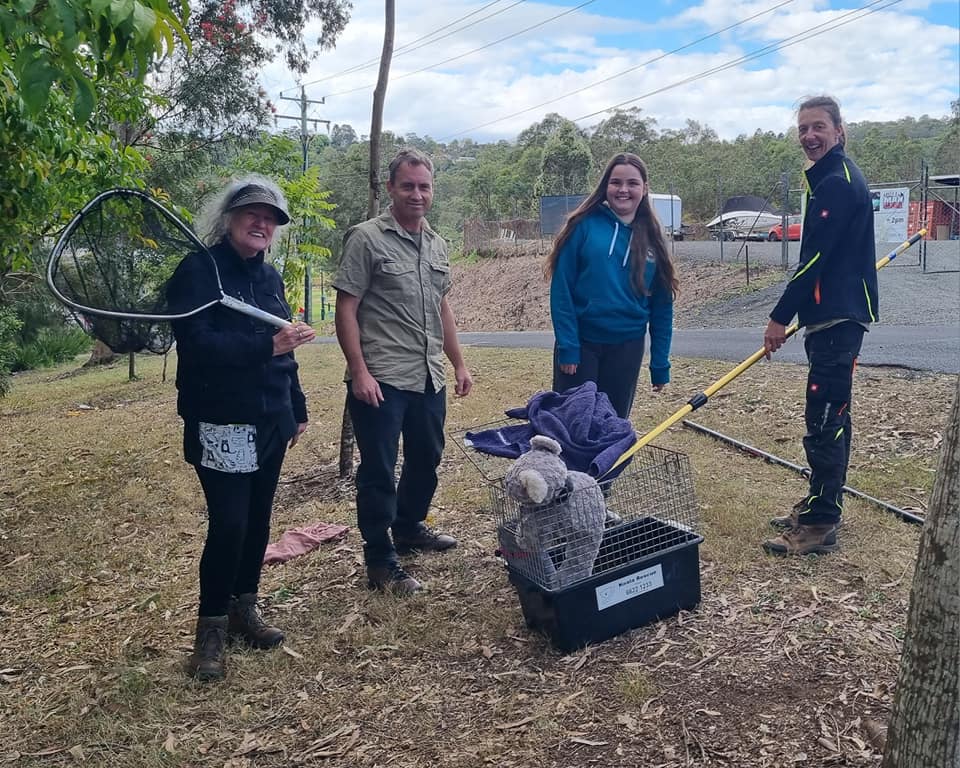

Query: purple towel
[{"left": 465, "top": 382, "right": 637, "bottom": 478}]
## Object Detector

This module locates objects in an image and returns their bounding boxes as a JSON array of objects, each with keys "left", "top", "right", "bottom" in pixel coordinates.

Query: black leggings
[
  {"left": 194, "top": 445, "right": 286, "bottom": 616},
  {"left": 552, "top": 338, "right": 646, "bottom": 419}
]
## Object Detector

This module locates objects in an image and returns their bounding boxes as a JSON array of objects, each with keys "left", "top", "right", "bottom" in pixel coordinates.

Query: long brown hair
[{"left": 544, "top": 153, "right": 678, "bottom": 298}]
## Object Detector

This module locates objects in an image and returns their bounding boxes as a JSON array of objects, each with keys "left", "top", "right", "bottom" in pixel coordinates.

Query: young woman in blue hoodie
[{"left": 546, "top": 153, "right": 678, "bottom": 419}]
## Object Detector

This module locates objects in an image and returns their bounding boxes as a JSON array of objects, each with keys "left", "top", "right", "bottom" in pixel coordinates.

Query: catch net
[{"left": 47, "top": 189, "right": 203, "bottom": 354}]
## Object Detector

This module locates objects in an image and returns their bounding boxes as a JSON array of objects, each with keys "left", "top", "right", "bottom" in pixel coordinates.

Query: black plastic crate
[{"left": 504, "top": 517, "right": 703, "bottom": 652}]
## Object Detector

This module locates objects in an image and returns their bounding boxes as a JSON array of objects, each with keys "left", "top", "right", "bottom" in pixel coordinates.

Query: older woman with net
[{"left": 166, "top": 176, "right": 315, "bottom": 681}]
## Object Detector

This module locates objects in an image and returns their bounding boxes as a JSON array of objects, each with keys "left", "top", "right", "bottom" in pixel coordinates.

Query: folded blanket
[
  {"left": 465, "top": 382, "right": 636, "bottom": 479},
  {"left": 263, "top": 522, "right": 350, "bottom": 565}
]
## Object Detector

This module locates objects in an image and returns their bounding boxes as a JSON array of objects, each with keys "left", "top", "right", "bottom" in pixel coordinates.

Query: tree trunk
[
  {"left": 367, "top": 0, "right": 394, "bottom": 221},
  {"left": 881, "top": 377, "right": 959, "bottom": 768},
  {"left": 84, "top": 339, "right": 117, "bottom": 367},
  {"left": 338, "top": 0, "right": 394, "bottom": 480},
  {"left": 337, "top": 399, "right": 354, "bottom": 478}
]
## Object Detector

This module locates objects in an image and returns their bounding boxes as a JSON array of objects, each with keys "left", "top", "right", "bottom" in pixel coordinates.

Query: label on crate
[{"left": 595, "top": 564, "right": 664, "bottom": 611}]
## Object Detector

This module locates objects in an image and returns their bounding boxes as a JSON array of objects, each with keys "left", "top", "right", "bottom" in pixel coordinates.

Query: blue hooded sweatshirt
[{"left": 550, "top": 204, "right": 674, "bottom": 386}]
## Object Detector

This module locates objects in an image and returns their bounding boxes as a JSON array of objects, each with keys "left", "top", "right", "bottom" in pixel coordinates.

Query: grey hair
[{"left": 197, "top": 175, "right": 289, "bottom": 247}]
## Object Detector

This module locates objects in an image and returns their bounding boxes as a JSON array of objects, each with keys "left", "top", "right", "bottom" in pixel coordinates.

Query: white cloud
[{"left": 261, "top": 0, "right": 960, "bottom": 142}]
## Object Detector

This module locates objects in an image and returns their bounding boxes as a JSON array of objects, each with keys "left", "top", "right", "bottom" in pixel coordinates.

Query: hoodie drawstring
[{"left": 607, "top": 222, "right": 632, "bottom": 267}]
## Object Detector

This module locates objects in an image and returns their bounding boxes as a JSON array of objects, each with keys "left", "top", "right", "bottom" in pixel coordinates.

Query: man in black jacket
[{"left": 761, "top": 95, "right": 877, "bottom": 556}]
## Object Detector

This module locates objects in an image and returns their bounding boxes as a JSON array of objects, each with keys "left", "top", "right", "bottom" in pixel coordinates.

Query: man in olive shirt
[{"left": 334, "top": 149, "right": 473, "bottom": 595}]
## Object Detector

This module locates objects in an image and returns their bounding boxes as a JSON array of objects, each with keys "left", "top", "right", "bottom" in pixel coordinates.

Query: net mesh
[{"left": 48, "top": 191, "right": 201, "bottom": 354}]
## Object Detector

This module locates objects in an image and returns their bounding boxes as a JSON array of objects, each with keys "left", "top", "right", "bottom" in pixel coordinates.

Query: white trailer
[{"left": 650, "top": 193, "right": 683, "bottom": 239}]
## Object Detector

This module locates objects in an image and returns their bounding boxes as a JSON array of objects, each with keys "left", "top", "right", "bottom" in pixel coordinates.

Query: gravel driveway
[{"left": 674, "top": 240, "right": 960, "bottom": 329}]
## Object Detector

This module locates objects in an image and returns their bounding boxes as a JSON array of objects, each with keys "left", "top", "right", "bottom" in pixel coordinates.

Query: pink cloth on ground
[{"left": 263, "top": 522, "right": 350, "bottom": 565}]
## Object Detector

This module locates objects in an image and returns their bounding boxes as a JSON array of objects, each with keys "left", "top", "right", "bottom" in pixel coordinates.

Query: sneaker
[
  {"left": 393, "top": 524, "right": 458, "bottom": 555},
  {"left": 367, "top": 562, "right": 422, "bottom": 595},
  {"left": 762, "top": 523, "right": 839, "bottom": 556}
]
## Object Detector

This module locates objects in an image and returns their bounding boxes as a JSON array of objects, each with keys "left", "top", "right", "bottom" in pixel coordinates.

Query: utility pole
[{"left": 276, "top": 86, "right": 330, "bottom": 324}]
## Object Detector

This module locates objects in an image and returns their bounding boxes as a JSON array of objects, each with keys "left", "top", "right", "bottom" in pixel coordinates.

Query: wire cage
[{"left": 451, "top": 420, "right": 702, "bottom": 593}]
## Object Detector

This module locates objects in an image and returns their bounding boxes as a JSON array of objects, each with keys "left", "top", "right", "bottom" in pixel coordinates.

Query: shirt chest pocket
[
  {"left": 378, "top": 260, "right": 418, "bottom": 301},
  {"left": 427, "top": 261, "right": 450, "bottom": 296}
]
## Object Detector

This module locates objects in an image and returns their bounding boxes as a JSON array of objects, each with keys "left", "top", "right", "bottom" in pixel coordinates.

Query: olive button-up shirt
[{"left": 333, "top": 209, "right": 451, "bottom": 393}]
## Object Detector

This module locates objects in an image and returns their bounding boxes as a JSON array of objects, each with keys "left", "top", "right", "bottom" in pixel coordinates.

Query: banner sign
[{"left": 871, "top": 187, "right": 909, "bottom": 243}]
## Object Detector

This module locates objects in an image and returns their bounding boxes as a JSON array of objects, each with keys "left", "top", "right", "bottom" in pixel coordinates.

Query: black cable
[
  {"left": 441, "top": 0, "right": 796, "bottom": 140},
  {"left": 572, "top": 0, "right": 900, "bottom": 123},
  {"left": 320, "top": 0, "right": 600, "bottom": 100},
  {"left": 287, "top": 0, "right": 523, "bottom": 92}
]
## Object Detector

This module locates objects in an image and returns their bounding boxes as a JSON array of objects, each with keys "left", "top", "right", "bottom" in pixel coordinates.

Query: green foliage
[
  {"left": 121, "top": 106, "right": 956, "bottom": 275},
  {"left": 0, "top": 0, "right": 174, "bottom": 274},
  {"left": 536, "top": 120, "right": 593, "bottom": 197},
  {"left": 1, "top": 282, "right": 88, "bottom": 377},
  {"left": 0, "top": 306, "right": 23, "bottom": 396},
  {"left": 10, "top": 325, "right": 91, "bottom": 372},
  {"left": 276, "top": 167, "right": 337, "bottom": 311},
  {"left": 0, "top": 0, "right": 188, "bottom": 121}
]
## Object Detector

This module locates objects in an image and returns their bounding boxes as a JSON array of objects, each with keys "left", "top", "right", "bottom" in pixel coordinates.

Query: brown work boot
[
  {"left": 393, "top": 524, "right": 457, "bottom": 555},
  {"left": 186, "top": 615, "right": 228, "bottom": 681},
  {"left": 228, "top": 593, "right": 284, "bottom": 649},
  {"left": 769, "top": 498, "right": 808, "bottom": 530},
  {"left": 762, "top": 523, "right": 839, "bottom": 556},
  {"left": 367, "top": 562, "right": 422, "bottom": 595}
]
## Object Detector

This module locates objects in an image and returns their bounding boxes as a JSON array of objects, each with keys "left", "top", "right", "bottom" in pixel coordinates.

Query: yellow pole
[{"left": 601, "top": 229, "right": 926, "bottom": 478}]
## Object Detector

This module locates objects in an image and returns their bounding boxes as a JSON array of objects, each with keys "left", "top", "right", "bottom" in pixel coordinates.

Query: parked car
[{"left": 767, "top": 215, "right": 802, "bottom": 241}]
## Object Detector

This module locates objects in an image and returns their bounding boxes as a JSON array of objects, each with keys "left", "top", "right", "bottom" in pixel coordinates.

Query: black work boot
[
  {"left": 228, "top": 593, "right": 285, "bottom": 649},
  {"left": 186, "top": 615, "right": 228, "bottom": 681},
  {"left": 393, "top": 523, "right": 458, "bottom": 555},
  {"left": 367, "top": 562, "right": 422, "bottom": 595}
]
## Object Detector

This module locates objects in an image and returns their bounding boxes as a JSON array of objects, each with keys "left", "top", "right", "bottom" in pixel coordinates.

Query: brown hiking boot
[
  {"left": 393, "top": 524, "right": 458, "bottom": 555},
  {"left": 228, "top": 593, "right": 284, "bottom": 649},
  {"left": 367, "top": 562, "right": 422, "bottom": 595},
  {"left": 762, "top": 523, "right": 839, "bottom": 556},
  {"left": 186, "top": 615, "right": 228, "bottom": 681},
  {"left": 769, "top": 498, "right": 808, "bottom": 530}
]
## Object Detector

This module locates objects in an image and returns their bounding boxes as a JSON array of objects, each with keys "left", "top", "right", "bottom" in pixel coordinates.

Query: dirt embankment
[{"left": 448, "top": 247, "right": 784, "bottom": 332}]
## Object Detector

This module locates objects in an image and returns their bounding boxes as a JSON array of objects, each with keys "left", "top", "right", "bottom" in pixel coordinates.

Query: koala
[{"left": 503, "top": 435, "right": 607, "bottom": 589}]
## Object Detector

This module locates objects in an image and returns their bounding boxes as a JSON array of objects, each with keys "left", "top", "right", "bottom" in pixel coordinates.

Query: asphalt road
[{"left": 456, "top": 325, "right": 960, "bottom": 374}]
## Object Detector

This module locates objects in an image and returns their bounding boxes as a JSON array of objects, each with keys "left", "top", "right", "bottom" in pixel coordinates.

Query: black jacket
[
  {"left": 770, "top": 145, "right": 878, "bottom": 328},
  {"left": 167, "top": 240, "right": 307, "bottom": 429}
]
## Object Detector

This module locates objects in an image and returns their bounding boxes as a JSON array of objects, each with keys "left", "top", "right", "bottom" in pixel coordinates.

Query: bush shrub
[
  {"left": 0, "top": 306, "right": 23, "bottom": 396},
  {"left": 10, "top": 324, "right": 91, "bottom": 371}
]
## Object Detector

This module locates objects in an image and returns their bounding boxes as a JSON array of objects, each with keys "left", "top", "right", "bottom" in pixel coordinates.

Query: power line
[
  {"left": 287, "top": 0, "right": 523, "bottom": 92},
  {"left": 320, "top": 0, "right": 600, "bottom": 100},
  {"left": 572, "top": 0, "right": 900, "bottom": 123},
  {"left": 440, "top": 0, "right": 796, "bottom": 140},
  {"left": 294, "top": 0, "right": 903, "bottom": 156}
]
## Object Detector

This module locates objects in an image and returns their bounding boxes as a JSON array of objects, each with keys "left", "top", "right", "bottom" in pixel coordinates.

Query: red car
[{"left": 767, "top": 216, "right": 802, "bottom": 241}]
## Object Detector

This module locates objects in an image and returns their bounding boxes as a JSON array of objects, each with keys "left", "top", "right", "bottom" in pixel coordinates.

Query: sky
[{"left": 261, "top": 0, "right": 960, "bottom": 143}]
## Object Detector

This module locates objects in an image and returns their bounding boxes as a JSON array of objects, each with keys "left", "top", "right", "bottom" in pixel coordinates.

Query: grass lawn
[{"left": 0, "top": 345, "right": 953, "bottom": 767}]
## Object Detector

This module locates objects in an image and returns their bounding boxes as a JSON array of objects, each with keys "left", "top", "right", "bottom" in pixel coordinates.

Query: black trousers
[
  {"left": 552, "top": 338, "right": 646, "bottom": 419},
  {"left": 347, "top": 381, "right": 446, "bottom": 567},
  {"left": 195, "top": 442, "right": 286, "bottom": 616},
  {"left": 800, "top": 322, "right": 865, "bottom": 525}
]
